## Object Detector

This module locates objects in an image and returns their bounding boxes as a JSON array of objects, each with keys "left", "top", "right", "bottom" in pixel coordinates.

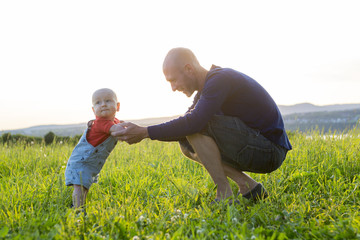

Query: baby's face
[{"left": 92, "top": 89, "right": 119, "bottom": 119}]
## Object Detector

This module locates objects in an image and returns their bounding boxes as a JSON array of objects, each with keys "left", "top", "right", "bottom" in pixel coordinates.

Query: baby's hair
[{"left": 92, "top": 88, "right": 118, "bottom": 102}]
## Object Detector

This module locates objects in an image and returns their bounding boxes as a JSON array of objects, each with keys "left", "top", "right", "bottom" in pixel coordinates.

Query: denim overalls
[{"left": 65, "top": 127, "right": 117, "bottom": 189}]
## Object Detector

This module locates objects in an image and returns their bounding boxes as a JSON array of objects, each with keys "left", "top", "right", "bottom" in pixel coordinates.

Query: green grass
[{"left": 0, "top": 130, "right": 359, "bottom": 239}]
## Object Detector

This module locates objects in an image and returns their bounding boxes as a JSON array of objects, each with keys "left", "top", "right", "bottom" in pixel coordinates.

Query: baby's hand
[{"left": 109, "top": 123, "right": 126, "bottom": 134}]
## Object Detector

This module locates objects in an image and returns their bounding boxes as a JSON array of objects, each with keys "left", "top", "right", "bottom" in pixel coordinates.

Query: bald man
[{"left": 113, "top": 48, "right": 292, "bottom": 203}]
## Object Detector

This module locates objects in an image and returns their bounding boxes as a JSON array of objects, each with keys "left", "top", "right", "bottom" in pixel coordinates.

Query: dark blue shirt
[{"left": 148, "top": 65, "right": 292, "bottom": 150}]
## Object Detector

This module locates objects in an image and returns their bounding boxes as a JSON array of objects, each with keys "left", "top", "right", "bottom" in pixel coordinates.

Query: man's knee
[
  {"left": 186, "top": 133, "right": 204, "bottom": 142},
  {"left": 186, "top": 133, "right": 219, "bottom": 150}
]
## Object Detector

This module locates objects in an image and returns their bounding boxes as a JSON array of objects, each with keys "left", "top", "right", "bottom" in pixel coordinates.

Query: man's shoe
[{"left": 240, "top": 183, "right": 268, "bottom": 201}]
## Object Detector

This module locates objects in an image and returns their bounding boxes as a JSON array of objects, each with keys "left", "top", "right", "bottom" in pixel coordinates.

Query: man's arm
[{"left": 111, "top": 122, "right": 149, "bottom": 144}]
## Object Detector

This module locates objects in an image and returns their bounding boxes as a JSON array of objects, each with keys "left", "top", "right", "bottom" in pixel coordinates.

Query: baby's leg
[{"left": 72, "top": 185, "right": 88, "bottom": 208}]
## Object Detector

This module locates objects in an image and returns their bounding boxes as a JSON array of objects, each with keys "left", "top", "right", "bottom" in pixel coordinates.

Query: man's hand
[
  {"left": 111, "top": 122, "right": 149, "bottom": 144},
  {"left": 109, "top": 123, "right": 125, "bottom": 133}
]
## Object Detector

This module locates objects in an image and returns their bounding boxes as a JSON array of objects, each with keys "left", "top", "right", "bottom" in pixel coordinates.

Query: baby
[{"left": 65, "top": 88, "right": 124, "bottom": 208}]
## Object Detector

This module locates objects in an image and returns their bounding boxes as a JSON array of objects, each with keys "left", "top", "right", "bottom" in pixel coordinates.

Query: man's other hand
[{"left": 111, "top": 122, "right": 149, "bottom": 144}]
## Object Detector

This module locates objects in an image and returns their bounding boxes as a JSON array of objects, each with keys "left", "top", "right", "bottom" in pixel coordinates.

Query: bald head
[
  {"left": 163, "top": 47, "right": 201, "bottom": 72},
  {"left": 162, "top": 48, "right": 209, "bottom": 96},
  {"left": 92, "top": 88, "right": 118, "bottom": 104}
]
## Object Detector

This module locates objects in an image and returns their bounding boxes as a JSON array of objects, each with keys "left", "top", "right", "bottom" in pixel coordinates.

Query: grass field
[{"left": 0, "top": 130, "right": 359, "bottom": 239}]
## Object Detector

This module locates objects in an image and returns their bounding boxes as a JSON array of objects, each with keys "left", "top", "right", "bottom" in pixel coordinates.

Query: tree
[
  {"left": 1, "top": 133, "right": 11, "bottom": 144},
  {"left": 44, "top": 131, "right": 55, "bottom": 145}
]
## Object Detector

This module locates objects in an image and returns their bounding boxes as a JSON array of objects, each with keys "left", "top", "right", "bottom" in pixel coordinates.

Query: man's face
[
  {"left": 92, "top": 90, "right": 120, "bottom": 119},
  {"left": 163, "top": 64, "right": 196, "bottom": 97}
]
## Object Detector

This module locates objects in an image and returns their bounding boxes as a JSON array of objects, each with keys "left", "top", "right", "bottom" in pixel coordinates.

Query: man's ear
[
  {"left": 116, "top": 102, "right": 120, "bottom": 111},
  {"left": 184, "top": 64, "right": 194, "bottom": 76},
  {"left": 92, "top": 107, "right": 95, "bottom": 114}
]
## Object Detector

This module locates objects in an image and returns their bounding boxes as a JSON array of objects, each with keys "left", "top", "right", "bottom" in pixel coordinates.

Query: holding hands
[{"left": 111, "top": 122, "right": 149, "bottom": 144}]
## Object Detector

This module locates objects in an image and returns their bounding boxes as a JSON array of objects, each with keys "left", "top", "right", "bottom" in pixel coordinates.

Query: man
[{"left": 112, "top": 47, "right": 292, "bottom": 203}]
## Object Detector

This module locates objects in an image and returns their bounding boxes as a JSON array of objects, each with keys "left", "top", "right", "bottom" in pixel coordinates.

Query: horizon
[
  {"left": 2, "top": 101, "right": 360, "bottom": 131},
  {"left": 1, "top": 1, "right": 360, "bottom": 130}
]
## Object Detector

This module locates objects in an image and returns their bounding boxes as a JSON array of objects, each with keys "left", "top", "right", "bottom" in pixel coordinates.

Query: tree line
[{"left": 1, "top": 132, "right": 81, "bottom": 145}]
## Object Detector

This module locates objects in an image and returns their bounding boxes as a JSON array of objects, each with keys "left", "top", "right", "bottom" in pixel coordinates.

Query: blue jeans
[{"left": 180, "top": 115, "right": 287, "bottom": 173}]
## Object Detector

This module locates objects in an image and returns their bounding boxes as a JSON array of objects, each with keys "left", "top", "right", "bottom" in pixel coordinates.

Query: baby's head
[{"left": 92, "top": 88, "right": 120, "bottom": 120}]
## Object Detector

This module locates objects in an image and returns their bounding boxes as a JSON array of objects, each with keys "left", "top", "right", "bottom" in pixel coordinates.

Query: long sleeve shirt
[{"left": 148, "top": 65, "right": 292, "bottom": 150}]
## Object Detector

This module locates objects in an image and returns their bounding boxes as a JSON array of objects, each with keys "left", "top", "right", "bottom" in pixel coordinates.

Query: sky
[{"left": 1, "top": 0, "right": 359, "bottom": 130}]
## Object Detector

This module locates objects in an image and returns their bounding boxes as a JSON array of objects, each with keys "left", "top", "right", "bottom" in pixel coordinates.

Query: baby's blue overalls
[{"left": 65, "top": 128, "right": 117, "bottom": 189}]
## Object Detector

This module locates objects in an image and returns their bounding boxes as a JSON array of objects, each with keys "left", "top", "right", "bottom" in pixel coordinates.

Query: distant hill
[
  {"left": 2, "top": 103, "right": 360, "bottom": 136},
  {"left": 278, "top": 103, "right": 360, "bottom": 115},
  {"left": 283, "top": 108, "right": 360, "bottom": 132},
  {"left": 0, "top": 116, "right": 180, "bottom": 137},
  {"left": 5, "top": 123, "right": 88, "bottom": 137}
]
